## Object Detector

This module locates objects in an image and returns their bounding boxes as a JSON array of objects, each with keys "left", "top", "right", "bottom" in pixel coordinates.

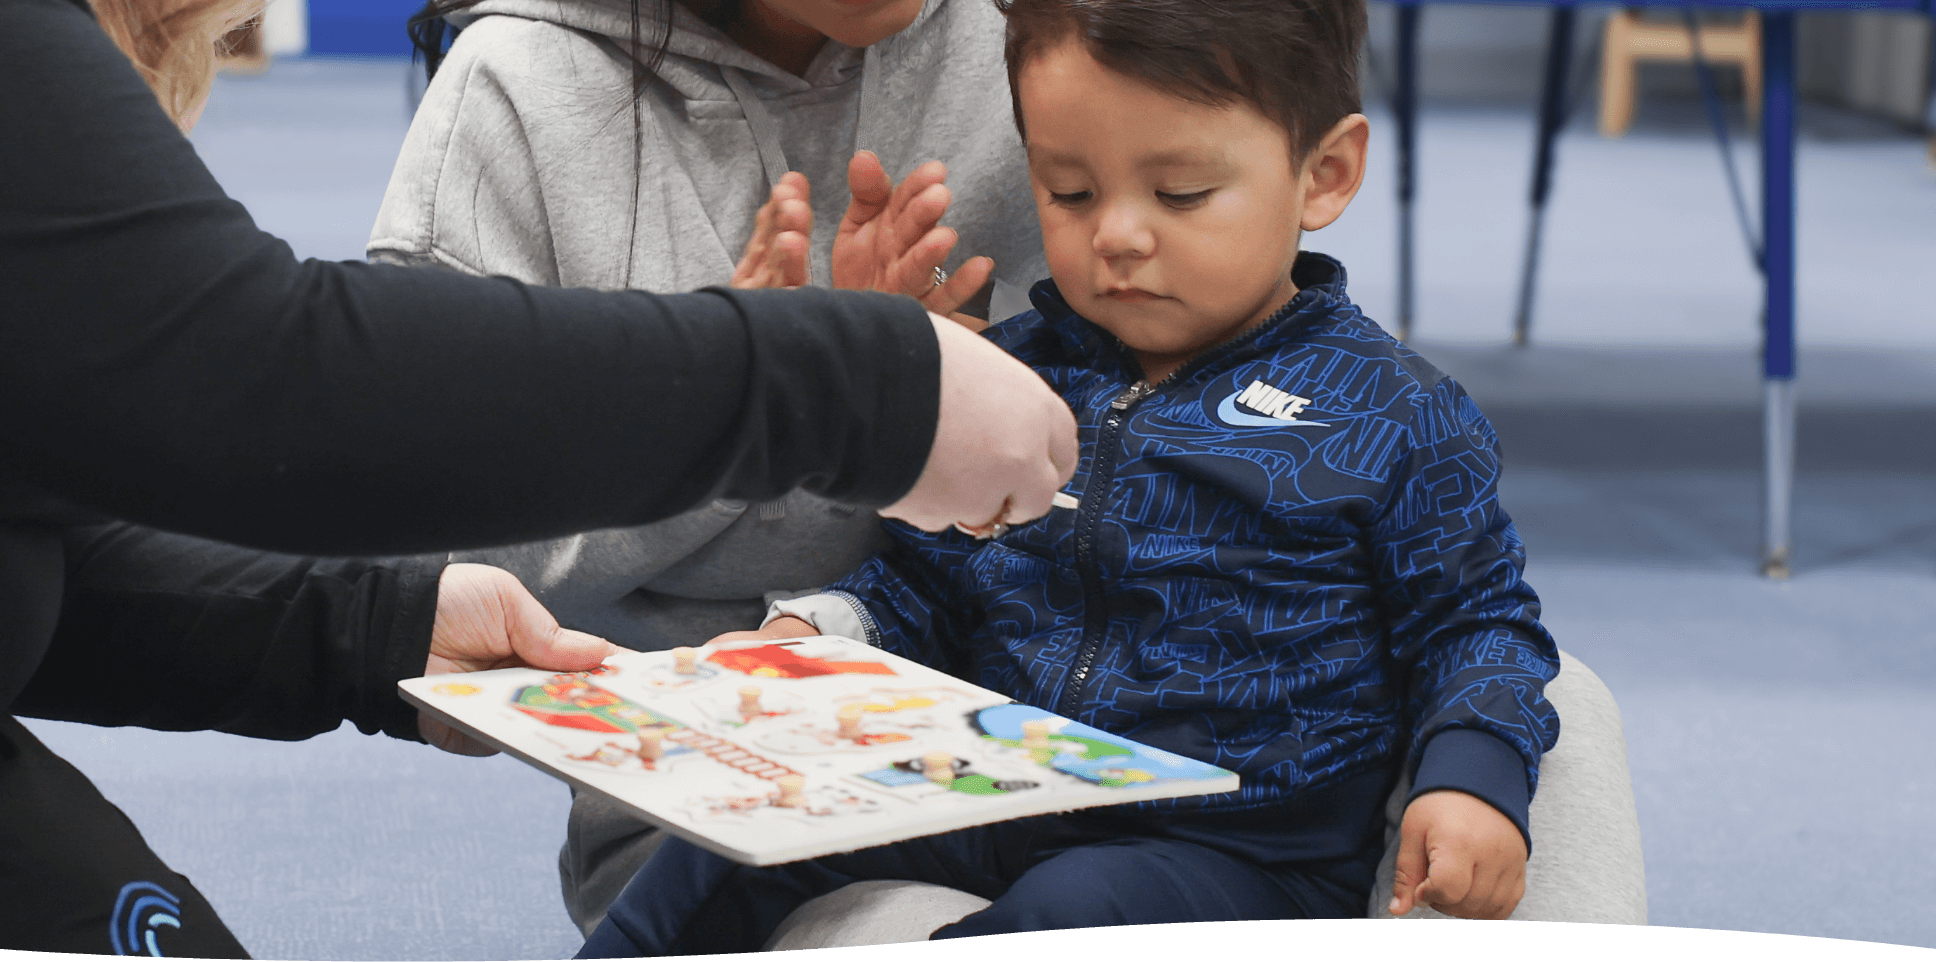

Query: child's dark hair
[{"left": 993, "top": 0, "right": 1367, "bottom": 158}]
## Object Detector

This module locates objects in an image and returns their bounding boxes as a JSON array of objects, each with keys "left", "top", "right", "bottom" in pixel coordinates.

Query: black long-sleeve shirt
[
  {"left": 0, "top": 0, "right": 940, "bottom": 727},
  {"left": 16, "top": 524, "right": 444, "bottom": 741}
]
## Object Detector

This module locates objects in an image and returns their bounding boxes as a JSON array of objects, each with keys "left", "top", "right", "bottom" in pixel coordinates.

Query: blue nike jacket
[{"left": 820, "top": 254, "right": 1560, "bottom": 865}]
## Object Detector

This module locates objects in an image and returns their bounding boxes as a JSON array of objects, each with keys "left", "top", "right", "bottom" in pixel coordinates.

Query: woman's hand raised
[
  {"left": 730, "top": 172, "right": 814, "bottom": 290},
  {"left": 730, "top": 153, "right": 996, "bottom": 326},
  {"left": 833, "top": 151, "right": 993, "bottom": 320}
]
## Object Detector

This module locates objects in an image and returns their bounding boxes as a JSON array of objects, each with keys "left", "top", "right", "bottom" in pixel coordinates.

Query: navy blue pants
[{"left": 578, "top": 813, "right": 1368, "bottom": 957}]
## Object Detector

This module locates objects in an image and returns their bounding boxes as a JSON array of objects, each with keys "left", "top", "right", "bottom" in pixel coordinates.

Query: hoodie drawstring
[
  {"left": 721, "top": 67, "right": 791, "bottom": 189},
  {"left": 856, "top": 43, "right": 886, "bottom": 155}
]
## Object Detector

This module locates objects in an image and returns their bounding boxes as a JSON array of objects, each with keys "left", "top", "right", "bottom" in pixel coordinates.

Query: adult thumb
[{"left": 503, "top": 584, "right": 622, "bottom": 672}]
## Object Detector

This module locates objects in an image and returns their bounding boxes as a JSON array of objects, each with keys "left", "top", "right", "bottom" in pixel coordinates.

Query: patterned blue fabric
[{"left": 826, "top": 254, "right": 1560, "bottom": 820}]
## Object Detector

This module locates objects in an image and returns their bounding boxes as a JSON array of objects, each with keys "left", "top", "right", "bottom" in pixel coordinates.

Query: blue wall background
[{"left": 308, "top": 0, "right": 419, "bottom": 55}]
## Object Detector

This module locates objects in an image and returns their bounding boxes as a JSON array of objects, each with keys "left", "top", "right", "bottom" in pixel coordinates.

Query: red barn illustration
[
  {"left": 708, "top": 644, "right": 896, "bottom": 679},
  {"left": 513, "top": 675, "right": 665, "bottom": 733}
]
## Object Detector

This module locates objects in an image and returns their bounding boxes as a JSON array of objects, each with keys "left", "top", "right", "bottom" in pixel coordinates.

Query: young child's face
[{"left": 1017, "top": 40, "right": 1323, "bottom": 382}]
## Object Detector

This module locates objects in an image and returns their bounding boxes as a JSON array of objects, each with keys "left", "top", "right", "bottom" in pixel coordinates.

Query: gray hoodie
[{"left": 369, "top": 0, "right": 1044, "bottom": 647}]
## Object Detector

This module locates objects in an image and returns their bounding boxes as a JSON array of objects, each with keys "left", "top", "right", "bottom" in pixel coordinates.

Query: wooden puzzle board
[{"left": 399, "top": 636, "right": 1239, "bottom": 866}]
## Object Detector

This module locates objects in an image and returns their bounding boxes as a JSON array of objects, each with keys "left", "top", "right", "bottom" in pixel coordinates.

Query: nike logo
[{"left": 1216, "top": 380, "right": 1332, "bottom": 428}]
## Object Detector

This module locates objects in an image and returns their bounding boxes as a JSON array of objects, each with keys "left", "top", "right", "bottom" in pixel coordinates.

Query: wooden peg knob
[
  {"left": 636, "top": 728, "right": 665, "bottom": 761},
  {"left": 922, "top": 750, "right": 956, "bottom": 787},
  {"left": 775, "top": 774, "right": 806, "bottom": 808},
  {"left": 837, "top": 704, "right": 864, "bottom": 740},
  {"left": 1021, "top": 720, "right": 1051, "bottom": 751}
]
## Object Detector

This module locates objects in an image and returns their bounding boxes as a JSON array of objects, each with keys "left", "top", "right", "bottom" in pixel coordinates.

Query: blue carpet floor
[{"left": 22, "top": 54, "right": 1936, "bottom": 958}]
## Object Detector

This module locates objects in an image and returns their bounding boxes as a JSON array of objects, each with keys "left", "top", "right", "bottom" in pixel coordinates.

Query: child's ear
[{"left": 1298, "top": 114, "right": 1371, "bottom": 232}]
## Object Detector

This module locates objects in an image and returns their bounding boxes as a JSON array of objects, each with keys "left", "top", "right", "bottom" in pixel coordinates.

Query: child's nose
[{"left": 1091, "top": 202, "right": 1154, "bottom": 259}]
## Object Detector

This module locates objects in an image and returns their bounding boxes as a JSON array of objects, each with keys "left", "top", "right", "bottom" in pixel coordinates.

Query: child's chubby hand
[
  {"left": 704, "top": 614, "right": 820, "bottom": 649},
  {"left": 1388, "top": 789, "right": 1528, "bottom": 920}
]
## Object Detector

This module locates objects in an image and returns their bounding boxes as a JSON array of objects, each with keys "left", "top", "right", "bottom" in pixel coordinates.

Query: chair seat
[
  {"left": 763, "top": 649, "right": 1646, "bottom": 949},
  {"left": 765, "top": 879, "right": 993, "bottom": 950},
  {"left": 1600, "top": 10, "right": 1762, "bottom": 136}
]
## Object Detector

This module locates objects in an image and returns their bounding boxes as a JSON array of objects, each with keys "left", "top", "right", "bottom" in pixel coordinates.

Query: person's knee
[
  {"left": 600, "top": 841, "right": 866, "bottom": 956},
  {"left": 935, "top": 843, "right": 1202, "bottom": 936},
  {"left": 1036, "top": 845, "right": 1177, "bottom": 918},
  {"left": 934, "top": 837, "right": 1324, "bottom": 940}
]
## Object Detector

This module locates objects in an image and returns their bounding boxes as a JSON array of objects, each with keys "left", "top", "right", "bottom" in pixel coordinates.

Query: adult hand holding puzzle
[
  {"left": 1388, "top": 789, "right": 1530, "bottom": 920},
  {"left": 420, "top": 564, "right": 625, "bottom": 756}
]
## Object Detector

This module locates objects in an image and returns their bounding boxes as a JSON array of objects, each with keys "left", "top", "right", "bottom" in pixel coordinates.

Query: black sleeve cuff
[
  {"left": 1407, "top": 727, "right": 1535, "bottom": 853},
  {"left": 362, "top": 556, "right": 446, "bottom": 743},
  {"left": 25, "top": 526, "right": 450, "bottom": 742},
  {"left": 706, "top": 287, "right": 940, "bottom": 509}
]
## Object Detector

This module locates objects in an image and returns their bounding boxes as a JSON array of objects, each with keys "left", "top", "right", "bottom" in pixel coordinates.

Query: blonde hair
[{"left": 88, "top": 0, "right": 264, "bottom": 128}]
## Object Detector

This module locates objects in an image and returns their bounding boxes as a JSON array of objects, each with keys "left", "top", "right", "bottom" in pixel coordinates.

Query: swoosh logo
[{"left": 1215, "top": 393, "right": 1332, "bottom": 428}]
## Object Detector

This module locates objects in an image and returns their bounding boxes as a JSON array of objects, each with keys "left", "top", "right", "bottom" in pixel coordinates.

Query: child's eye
[
  {"left": 1157, "top": 189, "right": 1213, "bottom": 209},
  {"left": 1048, "top": 190, "right": 1092, "bottom": 207}
]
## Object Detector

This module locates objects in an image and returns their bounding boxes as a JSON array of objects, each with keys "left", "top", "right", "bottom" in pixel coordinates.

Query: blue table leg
[
  {"left": 1513, "top": 5, "right": 1576, "bottom": 346},
  {"left": 1760, "top": 11, "right": 1796, "bottom": 579},
  {"left": 1926, "top": 4, "right": 1936, "bottom": 166},
  {"left": 1395, "top": 1, "right": 1420, "bottom": 341}
]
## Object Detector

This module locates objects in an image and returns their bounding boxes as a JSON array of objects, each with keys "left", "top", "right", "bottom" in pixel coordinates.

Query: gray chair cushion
[{"left": 765, "top": 880, "right": 993, "bottom": 950}]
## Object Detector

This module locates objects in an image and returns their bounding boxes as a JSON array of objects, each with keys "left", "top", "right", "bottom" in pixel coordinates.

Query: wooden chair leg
[{"left": 1600, "top": 10, "right": 1638, "bottom": 137}]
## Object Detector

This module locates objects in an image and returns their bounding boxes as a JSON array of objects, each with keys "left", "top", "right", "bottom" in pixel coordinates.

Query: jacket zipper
[
  {"left": 1057, "top": 379, "right": 1158, "bottom": 719},
  {"left": 1047, "top": 288, "right": 1320, "bottom": 717}
]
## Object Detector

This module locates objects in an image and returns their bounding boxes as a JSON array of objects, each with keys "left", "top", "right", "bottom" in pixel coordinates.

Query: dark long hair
[{"left": 407, "top": 0, "right": 744, "bottom": 90}]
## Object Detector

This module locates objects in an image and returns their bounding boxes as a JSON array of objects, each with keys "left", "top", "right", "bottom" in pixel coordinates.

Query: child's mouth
[{"left": 1103, "top": 287, "right": 1162, "bottom": 302}]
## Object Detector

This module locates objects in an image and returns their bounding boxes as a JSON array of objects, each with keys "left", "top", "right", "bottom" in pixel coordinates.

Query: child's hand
[
  {"left": 705, "top": 614, "right": 820, "bottom": 648},
  {"left": 731, "top": 172, "right": 813, "bottom": 290},
  {"left": 832, "top": 150, "right": 994, "bottom": 319},
  {"left": 1388, "top": 789, "right": 1528, "bottom": 920}
]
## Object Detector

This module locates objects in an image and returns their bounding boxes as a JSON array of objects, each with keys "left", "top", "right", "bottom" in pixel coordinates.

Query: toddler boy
[{"left": 579, "top": 0, "right": 1558, "bottom": 953}]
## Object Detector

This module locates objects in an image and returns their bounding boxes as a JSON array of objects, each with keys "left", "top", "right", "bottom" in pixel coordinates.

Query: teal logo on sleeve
[{"left": 110, "top": 881, "right": 181, "bottom": 956}]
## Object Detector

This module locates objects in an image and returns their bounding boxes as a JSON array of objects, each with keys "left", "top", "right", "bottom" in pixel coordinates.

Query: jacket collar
[{"left": 1026, "top": 252, "right": 1354, "bottom": 386}]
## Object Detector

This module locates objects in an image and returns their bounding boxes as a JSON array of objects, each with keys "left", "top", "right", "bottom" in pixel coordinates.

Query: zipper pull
[{"left": 1110, "top": 380, "right": 1155, "bottom": 411}]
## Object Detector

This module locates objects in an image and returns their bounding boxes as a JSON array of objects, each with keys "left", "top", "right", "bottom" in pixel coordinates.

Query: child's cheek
[{"left": 1037, "top": 212, "right": 1094, "bottom": 292}]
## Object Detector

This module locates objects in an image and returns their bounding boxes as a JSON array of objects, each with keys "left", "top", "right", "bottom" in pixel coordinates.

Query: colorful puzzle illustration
[{"left": 400, "top": 636, "right": 1239, "bottom": 866}]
